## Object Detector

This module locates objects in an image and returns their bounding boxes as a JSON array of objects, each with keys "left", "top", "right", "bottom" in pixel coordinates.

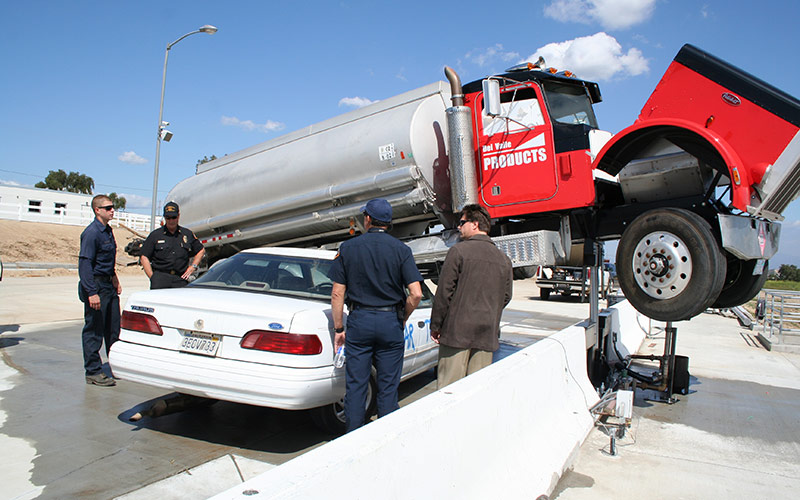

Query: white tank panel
[{"left": 168, "top": 82, "right": 453, "bottom": 243}]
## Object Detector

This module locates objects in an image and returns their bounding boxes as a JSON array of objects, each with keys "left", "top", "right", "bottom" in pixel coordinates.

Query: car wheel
[
  {"left": 711, "top": 256, "right": 768, "bottom": 309},
  {"left": 616, "top": 208, "right": 725, "bottom": 321},
  {"left": 311, "top": 370, "right": 377, "bottom": 434},
  {"left": 539, "top": 288, "right": 551, "bottom": 300}
]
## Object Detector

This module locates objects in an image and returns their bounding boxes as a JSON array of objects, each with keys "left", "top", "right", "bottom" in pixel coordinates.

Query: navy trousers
[
  {"left": 79, "top": 280, "right": 120, "bottom": 376},
  {"left": 344, "top": 309, "right": 404, "bottom": 433},
  {"left": 150, "top": 270, "right": 187, "bottom": 289}
]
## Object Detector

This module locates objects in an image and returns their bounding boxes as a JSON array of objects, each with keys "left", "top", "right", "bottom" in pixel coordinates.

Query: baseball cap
[
  {"left": 163, "top": 202, "right": 179, "bottom": 217},
  {"left": 361, "top": 198, "right": 392, "bottom": 223}
]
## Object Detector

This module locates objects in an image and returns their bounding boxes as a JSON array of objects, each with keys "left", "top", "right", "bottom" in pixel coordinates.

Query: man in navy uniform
[
  {"left": 330, "top": 198, "right": 423, "bottom": 432},
  {"left": 140, "top": 202, "right": 205, "bottom": 289},
  {"left": 78, "top": 194, "right": 121, "bottom": 387}
]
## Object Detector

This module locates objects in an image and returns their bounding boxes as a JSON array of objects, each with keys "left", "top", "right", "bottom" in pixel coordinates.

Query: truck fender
[{"left": 592, "top": 119, "right": 752, "bottom": 211}]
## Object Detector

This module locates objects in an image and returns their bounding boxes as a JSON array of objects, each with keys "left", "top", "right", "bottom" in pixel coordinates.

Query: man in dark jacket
[{"left": 430, "top": 204, "right": 513, "bottom": 389}]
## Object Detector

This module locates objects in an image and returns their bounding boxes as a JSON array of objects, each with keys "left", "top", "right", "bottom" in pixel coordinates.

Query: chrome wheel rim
[{"left": 632, "top": 231, "right": 692, "bottom": 299}]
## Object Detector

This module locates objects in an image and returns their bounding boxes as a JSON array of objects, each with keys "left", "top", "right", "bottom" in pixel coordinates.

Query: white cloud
[
  {"left": 118, "top": 193, "right": 150, "bottom": 210},
  {"left": 221, "top": 116, "right": 285, "bottom": 133},
  {"left": 0, "top": 179, "right": 24, "bottom": 187},
  {"left": 339, "top": 97, "right": 377, "bottom": 108},
  {"left": 544, "top": 0, "right": 655, "bottom": 30},
  {"left": 523, "top": 32, "right": 648, "bottom": 81},
  {"left": 466, "top": 44, "right": 520, "bottom": 67},
  {"left": 118, "top": 151, "right": 147, "bottom": 165}
]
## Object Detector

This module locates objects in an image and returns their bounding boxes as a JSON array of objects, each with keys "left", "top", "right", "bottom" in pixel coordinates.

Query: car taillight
[
  {"left": 121, "top": 310, "right": 163, "bottom": 335},
  {"left": 240, "top": 330, "right": 323, "bottom": 355}
]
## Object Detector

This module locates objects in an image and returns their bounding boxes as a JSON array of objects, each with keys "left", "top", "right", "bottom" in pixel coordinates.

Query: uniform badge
[{"left": 183, "top": 235, "right": 188, "bottom": 243}]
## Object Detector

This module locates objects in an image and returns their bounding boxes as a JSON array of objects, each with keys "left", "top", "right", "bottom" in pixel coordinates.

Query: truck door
[{"left": 476, "top": 83, "right": 558, "bottom": 208}]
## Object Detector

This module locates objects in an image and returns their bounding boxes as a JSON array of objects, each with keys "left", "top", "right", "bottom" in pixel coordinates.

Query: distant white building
[{"left": 0, "top": 185, "right": 154, "bottom": 232}]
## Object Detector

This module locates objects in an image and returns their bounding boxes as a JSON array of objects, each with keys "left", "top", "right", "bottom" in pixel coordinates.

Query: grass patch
[{"left": 764, "top": 280, "right": 800, "bottom": 291}]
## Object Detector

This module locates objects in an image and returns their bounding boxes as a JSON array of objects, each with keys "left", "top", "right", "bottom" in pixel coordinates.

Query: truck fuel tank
[{"left": 168, "top": 82, "right": 454, "bottom": 252}]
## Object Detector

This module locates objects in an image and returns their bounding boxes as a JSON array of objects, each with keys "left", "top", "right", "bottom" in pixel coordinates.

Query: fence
[
  {"left": 0, "top": 200, "right": 156, "bottom": 234},
  {"left": 758, "top": 289, "right": 800, "bottom": 347}
]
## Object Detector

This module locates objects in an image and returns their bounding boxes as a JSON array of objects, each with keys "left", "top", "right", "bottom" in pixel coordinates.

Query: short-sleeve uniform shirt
[
  {"left": 329, "top": 228, "right": 422, "bottom": 307},
  {"left": 140, "top": 225, "right": 203, "bottom": 273}
]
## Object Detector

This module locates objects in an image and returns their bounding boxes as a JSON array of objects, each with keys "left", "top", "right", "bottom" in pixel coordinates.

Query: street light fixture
[{"left": 150, "top": 25, "right": 217, "bottom": 231}]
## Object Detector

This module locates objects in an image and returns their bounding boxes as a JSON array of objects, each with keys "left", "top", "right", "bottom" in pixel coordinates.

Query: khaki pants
[{"left": 437, "top": 344, "right": 493, "bottom": 389}]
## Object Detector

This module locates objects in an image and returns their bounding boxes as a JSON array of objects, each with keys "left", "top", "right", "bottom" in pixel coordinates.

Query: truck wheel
[
  {"left": 540, "top": 288, "right": 551, "bottom": 300},
  {"left": 311, "top": 370, "right": 377, "bottom": 434},
  {"left": 617, "top": 208, "right": 725, "bottom": 321},
  {"left": 513, "top": 265, "right": 537, "bottom": 280},
  {"left": 711, "top": 257, "right": 769, "bottom": 309}
]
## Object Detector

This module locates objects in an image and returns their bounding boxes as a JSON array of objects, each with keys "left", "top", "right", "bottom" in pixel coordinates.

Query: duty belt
[
  {"left": 93, "top": 274, "right": 114, "bottom": 282},
  {"left": 155, "top": 269, "right": 179, "bottom": 275},
  {"left": 351, "top": 304, "right": 399, "bottom": 312}
]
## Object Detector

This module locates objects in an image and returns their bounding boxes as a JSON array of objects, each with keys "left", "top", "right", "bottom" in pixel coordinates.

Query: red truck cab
[{"left": 458, "top": 45, "right": 800, "bottom": 321}]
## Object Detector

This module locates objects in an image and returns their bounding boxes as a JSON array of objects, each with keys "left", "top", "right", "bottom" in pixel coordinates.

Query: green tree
[
  {"left": 108, "top": 192, "right": 127, "bottom": 211},
  {"left": 35, "top": 169, "right": 94, "bottom": 194},
  {"left": 778, "top": 264, "right": 800, "bottom": 281},
  {"left": 196, "top": 155, "right": 218, "bottom": 167}
]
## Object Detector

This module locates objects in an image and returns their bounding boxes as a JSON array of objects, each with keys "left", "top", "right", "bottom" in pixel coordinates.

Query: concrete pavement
[
  {"left": 553, "top": 310, "right": 800, "bottom": 499},
  {"left": 3, "top": 273, "right": 798, "bottom": 499}
]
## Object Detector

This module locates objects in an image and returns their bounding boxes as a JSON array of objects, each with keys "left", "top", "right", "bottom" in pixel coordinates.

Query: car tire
[
  {"left": 711, "top": 256, "right": 769, "bottom": 309},
  {"left": 616, "top": 208, "right": 725, "bottom": 321},
  {"left": 311, "top": 369, "right": 377, "bottom": 434},
  {"left": 540, "top": 288, "right": 551, "bottom": 300}
]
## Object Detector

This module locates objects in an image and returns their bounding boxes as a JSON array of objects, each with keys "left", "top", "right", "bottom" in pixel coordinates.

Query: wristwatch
[
  {"left": 191, "top": 264, "right": 198, "bottom": 269},
  {"left": 335, "top": 327, "right": 345, "bottom": 333}
]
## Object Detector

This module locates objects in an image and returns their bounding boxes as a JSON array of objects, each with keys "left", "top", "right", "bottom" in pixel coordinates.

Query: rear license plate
[{"left": 179, "top": 331, "right": 221, "bottom": 357}]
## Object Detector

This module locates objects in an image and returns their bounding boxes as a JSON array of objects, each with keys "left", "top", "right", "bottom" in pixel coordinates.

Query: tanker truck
[{"left": 166, "top": 44, "right": 800, "bottom": 322}]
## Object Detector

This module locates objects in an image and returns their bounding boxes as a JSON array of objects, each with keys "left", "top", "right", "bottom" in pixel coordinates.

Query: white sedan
[{"left": 109, "top": 247, "right": 437, "bottom": 433}]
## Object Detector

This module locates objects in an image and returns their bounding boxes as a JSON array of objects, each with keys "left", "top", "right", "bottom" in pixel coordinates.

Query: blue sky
[{"left": 3, "top": 0, "right": 800, "bottom": 265}]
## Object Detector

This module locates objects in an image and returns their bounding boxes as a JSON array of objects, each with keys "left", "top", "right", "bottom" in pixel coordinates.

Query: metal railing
[
  {"left": 0, "top": 201, "right": 157, "bottom": 233},
  {"left": 758, "top": 289, "right": 800, "bottom": 346}
]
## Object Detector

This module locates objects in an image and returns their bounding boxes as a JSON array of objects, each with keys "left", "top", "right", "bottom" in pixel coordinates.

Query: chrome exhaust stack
[{"left": 444, "top": 66, "right": 479, "bottom": 212}]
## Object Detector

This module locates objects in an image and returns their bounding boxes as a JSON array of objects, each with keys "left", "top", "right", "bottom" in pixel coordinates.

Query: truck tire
[
  {"left": 711, "top": 257, "right": 769, "bottom": 309},
  {"left": 616, "top": 208, "right": 725, "bottom": 321},
  {"left": 513, "top": 265, "right": 538, "bottom": 280},
  {"left": 540, "top": 288, "right": 551, "bottom": 300},
  {"left": 310, "top": 370, "right": 377, "bottom": 434}
]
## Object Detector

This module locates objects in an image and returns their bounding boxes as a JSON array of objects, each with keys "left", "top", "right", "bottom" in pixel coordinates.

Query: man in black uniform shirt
[
  {"left": 330, "top": 198, "right": 423, "bottom": 432},
  {"left": 140, "top": 202, "right": 205, "bottom": 289},
  {"left": 79, "top": 194, "right": 121, "bottom": 387}
]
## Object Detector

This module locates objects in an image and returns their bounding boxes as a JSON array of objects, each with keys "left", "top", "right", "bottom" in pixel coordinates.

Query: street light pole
[{"left": 150, "top": 25, "right": 217, "bottom": 231}]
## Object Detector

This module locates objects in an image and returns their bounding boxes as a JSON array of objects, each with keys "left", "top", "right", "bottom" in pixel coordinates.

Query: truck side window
[{"left": 482, "top": 86, "right": 545, "bottom": 136}]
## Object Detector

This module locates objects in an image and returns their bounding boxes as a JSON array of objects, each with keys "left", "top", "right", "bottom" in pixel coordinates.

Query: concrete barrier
[
  {"left": 604, "top": 300, "right": 648, "bottom": 363},
  {"left": 212, "top": 322, "right": 601, "bottom": 500}
]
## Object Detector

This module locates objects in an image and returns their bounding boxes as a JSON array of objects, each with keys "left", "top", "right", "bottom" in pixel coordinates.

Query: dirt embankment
[{"left": 0, "top": 219, "right": 144, "bottom": 277}]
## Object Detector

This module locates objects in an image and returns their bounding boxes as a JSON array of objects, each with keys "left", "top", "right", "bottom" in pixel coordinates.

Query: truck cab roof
[{"left": 463, "top": 69, "right": 602, "bottom": 104}]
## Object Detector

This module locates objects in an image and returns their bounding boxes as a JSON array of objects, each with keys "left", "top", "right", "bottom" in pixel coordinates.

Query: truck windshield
[{"left": 541, "top": 81, "right": 598, "bottom": 128}]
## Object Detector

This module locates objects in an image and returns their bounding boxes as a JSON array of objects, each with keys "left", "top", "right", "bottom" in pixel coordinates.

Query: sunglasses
[
  {"left": 98, "top": 205, "right": 114, "bottom": 211},
  {"left": 164, "top": 216, "right": 178, "bottom": 220},
  {"left": 457, "top": 219, "right": 472, "bottom": 227}
]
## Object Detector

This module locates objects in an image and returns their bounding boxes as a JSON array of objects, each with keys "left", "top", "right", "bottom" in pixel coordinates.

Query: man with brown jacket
[{"left": 430, "top": 204, "right": 513, "bottom": 389}]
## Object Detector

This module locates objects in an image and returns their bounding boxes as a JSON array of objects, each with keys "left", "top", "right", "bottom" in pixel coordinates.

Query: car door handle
[{"left": 418, "top": 321, "right": 426, "bottom": 328}]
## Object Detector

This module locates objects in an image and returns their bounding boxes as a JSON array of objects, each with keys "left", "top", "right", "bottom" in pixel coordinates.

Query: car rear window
[{"left": 190, "top": 253, "right": 335, "bottom": 300}]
